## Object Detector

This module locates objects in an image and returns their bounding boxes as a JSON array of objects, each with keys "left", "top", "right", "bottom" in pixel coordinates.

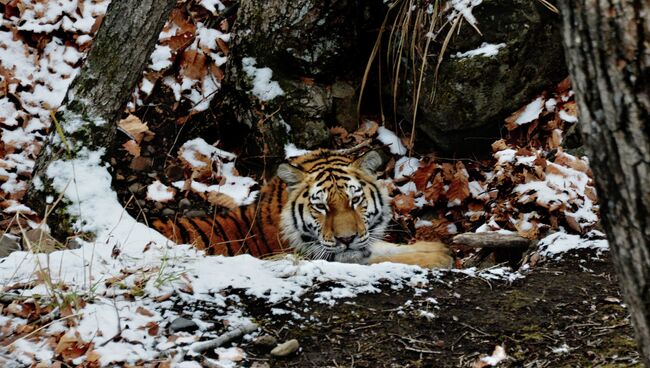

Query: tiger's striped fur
[{"left": 152, "top": 149, "right": 452, "bottom": 267}]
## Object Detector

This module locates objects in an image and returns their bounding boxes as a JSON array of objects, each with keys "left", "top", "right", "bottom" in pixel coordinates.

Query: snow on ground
[
  {"left": 0, "top": 148, "right": 437, "bottom": 366},
  {"left": 538, "top": 231, "right": 609, "bottom": 258}
]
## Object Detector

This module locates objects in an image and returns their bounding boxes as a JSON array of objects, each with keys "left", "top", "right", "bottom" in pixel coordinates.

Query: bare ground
[{"left": 181, "top": 249, "right": 639, "bottom": 367}]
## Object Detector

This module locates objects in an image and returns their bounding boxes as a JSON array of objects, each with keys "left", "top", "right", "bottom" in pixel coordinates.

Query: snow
[
  {"left": 199, "top": 0, "right": 226, "bottom": 14},
  {"left": 480, "top": 345, "right": 507, "bottom": 366},
  {"left": 538, "top": 231, "right": 608, "bottom": 258},
  {"left": 241, "top": 57, "right": 285, "bottom": 101},
  {"left": 181, "top": 138, "right": 237, "bottom": 167},
  {"left": 494, "top": 149, "right": 516, "bottom": 164},
  {"left": 448, "top": 0, "right": 483, "bottom": 27},
  {"left": 453, "top": 42, "right": 506, "bottom": 58},
  {"left": 150, "top": 45, "right": 173, "bottom": 71},
  {"left": 377, "top": 126, "right": 408, "bottom": 155},
  {"left": 559, "top": 109, "right": 578, "bottom": 123},
  {"left": 147, "top": 180, "right": 175, "bottom": 202},
  {"left": 0, "top": 145, "right": 445, "bottom": 365},
  {"left": 394, "top": 157, "right": 420, "bottom": 180},
  {"left": 285, "top": 143, "right": 311, "bottom": 158},
  {"left": 515, "top": 97, "right": 544, "bottom": 125}
]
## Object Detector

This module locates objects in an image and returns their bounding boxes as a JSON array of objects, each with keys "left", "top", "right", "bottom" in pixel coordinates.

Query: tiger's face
[{"left": 277, "top": 150, "right": 390, "bottom": 263}]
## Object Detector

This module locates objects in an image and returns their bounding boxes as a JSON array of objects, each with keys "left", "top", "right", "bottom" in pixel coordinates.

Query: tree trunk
[
  {"left": 27, "top": 0, "right": 175, "bottom": 237},
  {"left": 557, "top": 0, "right": 650, "bottom": 364}
]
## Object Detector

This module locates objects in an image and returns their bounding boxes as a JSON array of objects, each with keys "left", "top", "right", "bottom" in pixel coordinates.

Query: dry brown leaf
[
  {"left": 122, "top": 140, "right": 141, "bottom": 157},
  {"left": 392, "top": 193, "right": 415, "bottom": 215},
  {"left": 565, "top": 214, "right": 583, "bottom": 234},
  {"left": 491, "top": 139, "right": 508, "bottom": 152},
  {"left": 118, "top": 115, "right": 153, "bottom": 143},
  {"left": 424, "top": 172, "right": 445, "bottom": 204},
  {"left": 210, "top": 63, "right": 224, "bottom": 83},
  {"left": 411, "top": 161, "right": 435, "bottom": 191},
  {"left": 55, "top": 332, "right": 92, "bottom": 362},
  {"left": 136, "top": 306, "right": 154, "bottom": 317},
  {"left": 446, "top": 164, "right": 470, "bottom": 204},
  {"left": 415, "top": 218, "right": 454, "bottom": 240},
  {"left": 216, "top": 38, "right": 230, "bottom": 55},
  {"left": 180, "top": 49, "right": 207, "bottom": 80},
  {"left": 146, "top": 321, "right": 160, "bottom": 336}
]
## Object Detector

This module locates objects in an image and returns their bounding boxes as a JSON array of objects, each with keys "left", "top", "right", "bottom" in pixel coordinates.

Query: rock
[
  {"left": 23, "top": 228, "right": 61, "bottom": 253},
  {"left": 270, "top": 339, "right": 300, "bottom": 357},
  {"left": 252, "top": 335, "right": 278, "bottom": 350},
  {"left": 178, "top": 198, "right": 192, "bottom": 210},
  {"left": 164, "top": 164, "right": 185, "bottom": 182},
  {"left": 161, "top": 208, "right": 176, "bottom": 217},
  {"left": 397, "top": 0, "right": 566, "bottom": 153},
  {"left": 220, "top": 0, "right": 384, "bottom": 156},
  {"left": 184, "top": 210, "right": 207, "bottom": 218},
  {"left": 169, "top": 317, "right": 198, "bottom": 333},
  {"left": 128, "top": 183, "right": 144, "bottom": 194},
  {"left": 0, "top": 234, "right": 21, "bottom": 257},
  {"left": 130, "top": 156, "right": 152, "bottom": 171}
]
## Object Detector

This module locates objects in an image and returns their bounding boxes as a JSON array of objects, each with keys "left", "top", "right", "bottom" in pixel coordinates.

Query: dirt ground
[{"left": 192, "top": 249, "right": 639, "bottom": 367}]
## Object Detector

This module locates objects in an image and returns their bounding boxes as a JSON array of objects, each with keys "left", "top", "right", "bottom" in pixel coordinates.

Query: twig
[{"left": 190, "top": 323, "right": 258, "bottom": 354}]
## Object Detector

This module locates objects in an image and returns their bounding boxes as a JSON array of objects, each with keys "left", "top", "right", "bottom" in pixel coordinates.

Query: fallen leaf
[
  {"left": 118, "top": 115, "right": 153, "bottom": 143},
  {"left": 392, "top": 193, "right": 415, "bottom": 215},
  {"left": 123, "top": 140, "right": 141, "bottom": 157}
]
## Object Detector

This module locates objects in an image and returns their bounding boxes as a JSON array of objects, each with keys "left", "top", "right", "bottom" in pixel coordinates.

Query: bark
[
  {"left": 557, "top": 0, "right": 650, "bottom": 364},
  {"left": 27, "top": 0, "right": 176, "bottom": 236},
  {"left": 452, "top": 233, "right": 531, "bottom": 249}
]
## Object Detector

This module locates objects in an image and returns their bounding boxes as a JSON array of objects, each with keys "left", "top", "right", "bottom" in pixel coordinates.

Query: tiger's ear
[
  {"left": 353, "top": 150, "right": 384, "bottom": 174},
  {"left": 277, "top": 163, "right": 306, "bottom": 185}
]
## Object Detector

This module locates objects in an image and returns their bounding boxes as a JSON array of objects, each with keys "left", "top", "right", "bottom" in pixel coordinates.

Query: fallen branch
[
  {"left": 190, "top": 323, "right": 258, "bottom": 354},
  {"left": 452, "top": 232, "right": 532, "bottom": 249}
]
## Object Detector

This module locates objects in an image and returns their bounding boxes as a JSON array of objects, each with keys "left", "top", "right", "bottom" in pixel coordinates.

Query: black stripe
[
  {"left": 366, "top": 181, "right": 384, "bottom": 209},
  {"left": 177, "top": 221, "right": 191, "bottom": 244},
  {"left": 225, "top": 212, "right": 247, "bottom": 244},
  {"left": 291, "top": 200, "right": 300, "bottom": 232},
  {"left": 187, "top": 218, "right": 212, "bottom": 248},
  {"left": 208, "top": 217, "right": 231, "bottom": 256},
  {"left": 297, "top": 203, "right": 310, "bottom": 233}
]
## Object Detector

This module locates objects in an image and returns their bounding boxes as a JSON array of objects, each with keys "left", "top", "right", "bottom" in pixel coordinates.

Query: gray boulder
[{"left": 397, "top": 0, "right": 567, "bottom": 153}]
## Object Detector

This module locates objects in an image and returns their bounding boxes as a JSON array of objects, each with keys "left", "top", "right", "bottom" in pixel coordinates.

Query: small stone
[
  {"left": 179, "top": 198, "right": 192, "bottom": 209},
  {"left": 185, "top": 210, "right": 207, "bottom": 218},
  {"left": 130, "top": 156, "right": 152, "bottom": 171},
  {"left": 161, "top": 208, "right": 175, "bottom": 217},
  {"left": 165, "top": 164, "right": 185, "bottom": 182},
  {"left": 270, "top": 339, "right": 299, "bottom": 357},
  {"left": 0, "top": 234, "right": 21, "bottom": 257},
  {"left": 23, "top": 229, "right": 61, "bottom": 253},
  {"left": 128, "top": 183, "right": 144, "bottom": 194},
  {"left": 253, "top": 335, "right": 278, "bottom": 349},
  {"left": 169, "top": 317, "right": 198, "bottom": 333}
]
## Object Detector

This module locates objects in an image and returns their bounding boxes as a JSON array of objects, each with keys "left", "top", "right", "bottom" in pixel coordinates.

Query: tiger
[{"left": 152, "top": 149, "right": 452, "bottom": 268}]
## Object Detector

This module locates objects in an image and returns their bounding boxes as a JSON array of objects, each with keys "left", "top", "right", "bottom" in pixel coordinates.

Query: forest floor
[{"left": 222, "top": 249, "right": 639, "bottom": 368}]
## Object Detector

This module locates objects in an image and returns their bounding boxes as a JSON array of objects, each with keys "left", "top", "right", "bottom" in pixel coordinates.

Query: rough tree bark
[
  {"left": 28, "top": 0, "right": 176, "bottom": 236},
  {"left": 557, "top": 0, "right": 650, "bottom": 364}
]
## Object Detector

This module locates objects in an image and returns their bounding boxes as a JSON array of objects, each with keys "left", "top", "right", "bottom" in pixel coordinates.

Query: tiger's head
[{"left": 277, "top": 150, "right": 390, "bottom": 263}]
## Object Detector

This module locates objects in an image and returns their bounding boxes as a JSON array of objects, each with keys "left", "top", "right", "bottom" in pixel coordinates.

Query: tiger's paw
[{"left": 368, "top": 241, "right": 453, "bottom": 268}]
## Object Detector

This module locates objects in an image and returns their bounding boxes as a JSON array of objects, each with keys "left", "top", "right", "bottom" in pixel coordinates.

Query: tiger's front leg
[{"left": 367, "top": 240, "right": 453, "bottom": 268}]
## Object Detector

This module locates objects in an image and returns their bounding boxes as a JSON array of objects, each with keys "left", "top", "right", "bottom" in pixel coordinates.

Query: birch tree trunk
[
  {"left": 557, "top": 0, "right": 650, "bottom": 364},
  {"left": 28, "top": 0, "right": 175, "bottom": 237}
]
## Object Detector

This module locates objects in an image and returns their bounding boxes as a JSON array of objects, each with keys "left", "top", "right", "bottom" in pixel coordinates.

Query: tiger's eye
[
  {"left": 314, "top": 203, "right": 327, "bottom": 211},
  {"left": 351, "top": 197, "right": 361, "bottom": 204}
]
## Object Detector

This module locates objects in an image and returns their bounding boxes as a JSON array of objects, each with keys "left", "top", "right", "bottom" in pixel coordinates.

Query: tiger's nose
[{"left": 335, "top": 235, "right": 356, "bottom": 246}]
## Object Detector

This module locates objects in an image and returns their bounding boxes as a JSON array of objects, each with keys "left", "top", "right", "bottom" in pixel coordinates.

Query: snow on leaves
[{"left": 341, "top": 79, "right": 597, "bottom": 244}]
